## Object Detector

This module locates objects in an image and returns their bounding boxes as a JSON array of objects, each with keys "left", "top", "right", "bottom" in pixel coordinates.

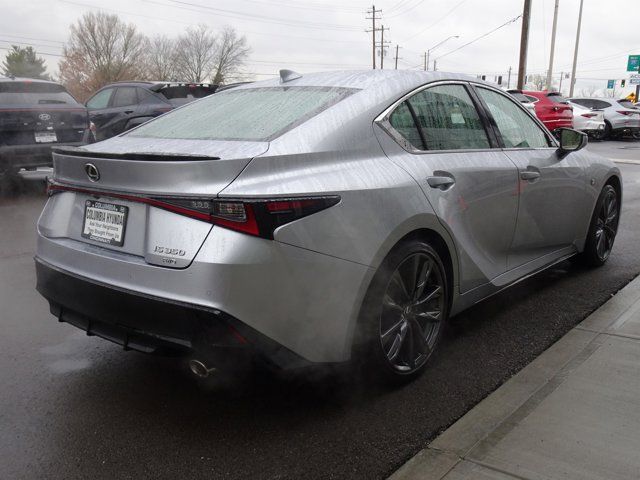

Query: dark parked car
[
  {"left": 522, "top": 90, "right": 573, "bottom": 133},
  {"left": 85, "top": 81, "right": 218, "bottom": 141},
  {"left": 0, "top": 77, "right": 90, "bottom": 177}
]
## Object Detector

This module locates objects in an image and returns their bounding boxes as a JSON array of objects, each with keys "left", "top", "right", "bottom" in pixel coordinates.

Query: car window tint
[
  {"left": 112, "top": 87, "right": 138, "bottom": 107},
  {"left": 86, "top": 88, "right": 113, "bottom": 109},
  {"left": 136, "top": 88, "right": 158, "bottom": 104},
  {"left": 547, "top": 93, "right": 568, "bottom": 103},
  {"left": 389, "top": 101, "right": 424, "bottom": 149},
  {"left": 525, "top": 95, "right": 539, "bottom": 103},
  {"left": 618, "top": 100, "right": 636, "bottom": 109},
  {"left": 592, "top": 100, "right": 611, "bottom": 109},
  {"left": 477, "top": 88, "right": 549, "bottom": 149},
  {"left": 407, "top": 84, "right": 489, "bottom": 150},
  {"left": 129, "top": 86, "right": 356, "bottom": 141}
]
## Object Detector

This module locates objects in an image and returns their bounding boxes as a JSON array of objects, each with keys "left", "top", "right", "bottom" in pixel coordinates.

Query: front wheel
[
  {"left": 580, "top": 184, "right": 620, "bottom": 267},
  {"left": 355, "top": 239, "right": 449, "bottom": 384}
]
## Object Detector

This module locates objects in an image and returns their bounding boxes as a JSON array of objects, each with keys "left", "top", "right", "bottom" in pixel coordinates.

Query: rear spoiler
[
  {"left": 52, "top": 146, "right": 219, "bottom": 162},
  {"left": 149, "top": 82, "right": 218, "bottom": 93}
]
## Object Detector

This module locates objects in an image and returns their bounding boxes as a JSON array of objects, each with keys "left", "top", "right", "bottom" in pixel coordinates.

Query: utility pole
[
  {"left": 394, "top": 44, "right": 400, "bottom": 70},
  {"left": 559, "top": 71, "right": 565, "bottom": 94},
  {"left": 507, "top": 66, "right": 512, "bottom": 88},
  {"left": 379, "top": 25, "right": 390, "bottom": 69},
  {"left": 517, "top": 0, "right": 532, "bottom": 90},
  {"left": 423, "top": 52, "right": 427, "bottom": 71},
  {"left": 433, "top": 60, "right": 437, "bottom": 71},
  {"left": 546, "top": 0, "right": 560, "bottom": 90},
  {"left": 366, "top": 5, "right": 382, "bottom": 69},
  {"left": 569, "top": 0, "right": 584, "bottom": 97}
]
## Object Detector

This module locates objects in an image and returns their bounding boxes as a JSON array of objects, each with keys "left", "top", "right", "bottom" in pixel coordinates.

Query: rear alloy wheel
[
  {"left": 581, "top": 184, "right": 619, "bottom": 266},
  {"left": 357, "top": 240, "right": 448, "bottom": 383}
]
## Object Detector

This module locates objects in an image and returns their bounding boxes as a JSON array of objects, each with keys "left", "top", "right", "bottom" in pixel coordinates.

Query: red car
[{"left": 522, "top": 90, "right": 573, "bottom": 133}]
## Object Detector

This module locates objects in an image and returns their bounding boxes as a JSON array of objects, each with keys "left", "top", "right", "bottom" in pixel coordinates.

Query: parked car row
[
  {"left": 506, "top": 87, "right": 640, "bottom": 140},
  {"left": 0, "top": 76, "right": 217, "bottom": 178}
]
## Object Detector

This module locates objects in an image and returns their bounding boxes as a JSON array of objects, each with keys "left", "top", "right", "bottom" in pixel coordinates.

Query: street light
[{"left": 425, "top": 35, "right": 459, "bottom": 71}]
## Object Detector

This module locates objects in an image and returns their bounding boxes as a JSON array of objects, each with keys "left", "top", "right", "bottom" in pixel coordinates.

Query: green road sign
[
  {"left": 628, "top": 55, "right": 640, "bottom": 72},
  {"left": 607, "top": 79, "right": 615, "bottom": 89}
]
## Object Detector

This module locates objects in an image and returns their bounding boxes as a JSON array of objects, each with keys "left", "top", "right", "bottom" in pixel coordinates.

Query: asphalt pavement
[{"left": 1, "top": 141, "right": 640, "bottom": 480}]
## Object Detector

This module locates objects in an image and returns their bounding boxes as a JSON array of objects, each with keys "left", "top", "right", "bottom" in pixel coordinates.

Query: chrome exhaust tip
[{"left": 189, "top": 359, "right": 216, "bottom": 379}]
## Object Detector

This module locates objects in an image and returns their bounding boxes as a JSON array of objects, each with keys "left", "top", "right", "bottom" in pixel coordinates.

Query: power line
[
  {"left": 400, "top": 0, "right": 468, "bottom": 42},
  {"left": 165, "top": 0, "right": 362, "bottom": 31},
  {"left": 434, "top": 14, "right": 521, "bottom": 61},
  {"left": 386, "top": 0, "right": 429, "bottom": 18}
]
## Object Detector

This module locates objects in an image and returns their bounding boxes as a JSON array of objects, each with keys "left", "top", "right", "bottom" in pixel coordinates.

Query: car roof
[
  {"left": 0, "top": 76, "right": 62, "bottom": 85},
  {"left": 228, "top": 69, "right": 485, "bottom": 105}
]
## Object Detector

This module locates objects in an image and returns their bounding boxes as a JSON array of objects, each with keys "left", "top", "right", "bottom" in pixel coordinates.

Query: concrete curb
[{"left": 389, "top": 274, "right": 640, "bottom": 480}]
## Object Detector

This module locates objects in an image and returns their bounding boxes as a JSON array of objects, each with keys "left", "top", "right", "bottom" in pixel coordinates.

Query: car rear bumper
[
  {"left": 35, "top": 258, "right": 308, "bottom": 370},
  {"left": 0, "top": 141, "right": 88, "bottom": 170},
  {"left": 35, "top": 222, "right": 371, "bottom": 365}
]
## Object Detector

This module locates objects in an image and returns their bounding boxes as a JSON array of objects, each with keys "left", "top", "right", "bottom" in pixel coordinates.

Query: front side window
[
  {"left": 477, "top": 88, "right": 550, "bottom": 149},
  {"left": 86, "top": 88, "right": 113, "bottom": 109},
  {"left": 129, "top": 86, "right": 356, "bottom": 141},
  {"left": 406, "top": 84, "right": 490, "bottom": 150}
]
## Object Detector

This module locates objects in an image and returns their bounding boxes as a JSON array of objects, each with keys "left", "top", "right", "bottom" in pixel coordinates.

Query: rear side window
[
  {"left": 86, "top": 88, "right": 114, "bottom": 109},
  {"left": 389, "top": 101, "right": 423, "bottom": 149},
  {"left": 129, "top": 86, "right": 356, "bottom": 141},
  {"left": 592, "top": 100, "right": 612, "bottom": 109},
  {"left": 509, "top": 92, "right": 531, "bottom": 104},
  {"left": 0, "top": 81, "right": 79, "bottom": 106},
  {"left": 477, "top": 88, "right": 550, "bottom": 149},
  {"left": 407, "top": 84, "right": 490, "bottom": 150},
  {"left": 112, "top": 87, "right": 138, "bottom": 108},
  {"left": 525, "top": 95, "right": 538, "bottom": 103}
]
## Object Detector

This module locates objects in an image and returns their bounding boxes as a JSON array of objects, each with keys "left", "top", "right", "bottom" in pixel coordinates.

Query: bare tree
[
  {"left": 211, "top": 26, "right": 250, "bottom": 84},
  {"left": 58, "top": 12, "right": 148, "bottom": 101},
  {"left": 174, "top": 25, "right": 217, "bottom": 83},
  {"left": 145, "top": 35, "right": 178, "bottom": 80}
]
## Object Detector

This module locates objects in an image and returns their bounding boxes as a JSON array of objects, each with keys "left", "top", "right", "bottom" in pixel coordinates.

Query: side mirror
[{"left": 557, "top": 128, "right": 587, "bottom": 158}]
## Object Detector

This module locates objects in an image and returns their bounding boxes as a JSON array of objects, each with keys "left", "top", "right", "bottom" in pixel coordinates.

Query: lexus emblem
[
  {"left": 85, "top": 163, "right": 100, "bottom": 182},
  {"left": 38, "top": 113, "right": 51, "bottom": 121}
]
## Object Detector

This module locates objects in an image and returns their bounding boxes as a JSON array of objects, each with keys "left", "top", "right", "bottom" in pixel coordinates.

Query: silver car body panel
[{"left": 36, "top": 70, "right": 622, "bottom": 364}]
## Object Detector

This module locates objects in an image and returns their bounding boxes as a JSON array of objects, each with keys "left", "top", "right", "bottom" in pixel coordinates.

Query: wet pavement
[{"left": 1, "top": 142, "right": 640, "bottom": 479}]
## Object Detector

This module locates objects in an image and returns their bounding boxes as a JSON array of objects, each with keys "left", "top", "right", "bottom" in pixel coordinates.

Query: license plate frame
[
  {"left": 34, "top": 130, "right": 58, "bottom": 143},
  {"left": 81, "top": 200, "right": 129, "bottom": 247}
]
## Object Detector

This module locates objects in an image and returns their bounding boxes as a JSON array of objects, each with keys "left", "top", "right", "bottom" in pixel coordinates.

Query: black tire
[
  {"left": 591, "top": 129, "right": 605, "bottom": 141},
  {"left": 631, "top": 130, "right": 640, "bottom": 141},
  {"left": 579, "top": 184, "right": 619, "bottom": 267},
  {"left": 603, "top": 121, "right": 612, "bottom": 140},
  {"left": 354, "top": 239, "right": 449, "bottom": 384}
]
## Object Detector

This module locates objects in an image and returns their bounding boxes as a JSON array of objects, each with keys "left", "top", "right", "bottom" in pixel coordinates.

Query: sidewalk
[{"left": 390, "top": 274, "right": 640, "bottom": 480}]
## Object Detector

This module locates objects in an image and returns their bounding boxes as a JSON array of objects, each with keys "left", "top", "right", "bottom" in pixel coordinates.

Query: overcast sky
[{"left": 0, "top": 0, "right": 638, "bottom": 96}]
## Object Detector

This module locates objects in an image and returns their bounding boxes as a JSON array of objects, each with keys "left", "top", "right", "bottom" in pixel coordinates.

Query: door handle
[
  {"left": 427, "top": 175, "right": 455, "bottom": 190},
  {"left": 520, "top": 171, "right": 540, "bottom": 181}
]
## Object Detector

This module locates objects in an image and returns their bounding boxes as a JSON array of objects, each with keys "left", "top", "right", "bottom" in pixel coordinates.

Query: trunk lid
[{"left": 43, "top": 137, "right": 268, "bottom": 268}]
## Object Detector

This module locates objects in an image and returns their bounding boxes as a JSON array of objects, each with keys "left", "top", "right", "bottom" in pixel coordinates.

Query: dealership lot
[{"left": 1, "top": 141, "right": 640, "bottom": 480}]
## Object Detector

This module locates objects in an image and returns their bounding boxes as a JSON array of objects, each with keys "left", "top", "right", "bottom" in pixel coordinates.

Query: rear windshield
[
  {"left": 547, "top": 93, "right": 568, "bottom": 103},
  {"left": 618, "top": 100, "right": 637, "bottom": 109},
  {"left": 128, "top": 86, "right": 356, "bottom": 141},
  {"left": 157, "top": 84, "right": 217, "bottom": 106},
  {"left": 509, "top": 92, "right": 530, "bottom": 103},
  {"left": 0, "top": 81, "right": 79, "bottom": 105}
]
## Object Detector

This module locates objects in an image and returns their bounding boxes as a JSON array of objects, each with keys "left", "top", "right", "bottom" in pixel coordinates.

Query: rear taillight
[
  {"left": 617, "top": 110, "right": 637, "bottom": 116},
  {"left": 46, "top": 181, "right": 339, "bottom": 239}
]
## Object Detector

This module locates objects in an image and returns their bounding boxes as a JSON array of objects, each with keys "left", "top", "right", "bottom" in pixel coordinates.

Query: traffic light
[{"left": 621, "top": 79, "right": 626, "bottom": 88}]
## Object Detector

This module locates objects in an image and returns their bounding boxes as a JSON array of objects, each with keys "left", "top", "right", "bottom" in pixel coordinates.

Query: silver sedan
[{"left": 35, "top": 70, "right": 621, "bottom": 383}]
